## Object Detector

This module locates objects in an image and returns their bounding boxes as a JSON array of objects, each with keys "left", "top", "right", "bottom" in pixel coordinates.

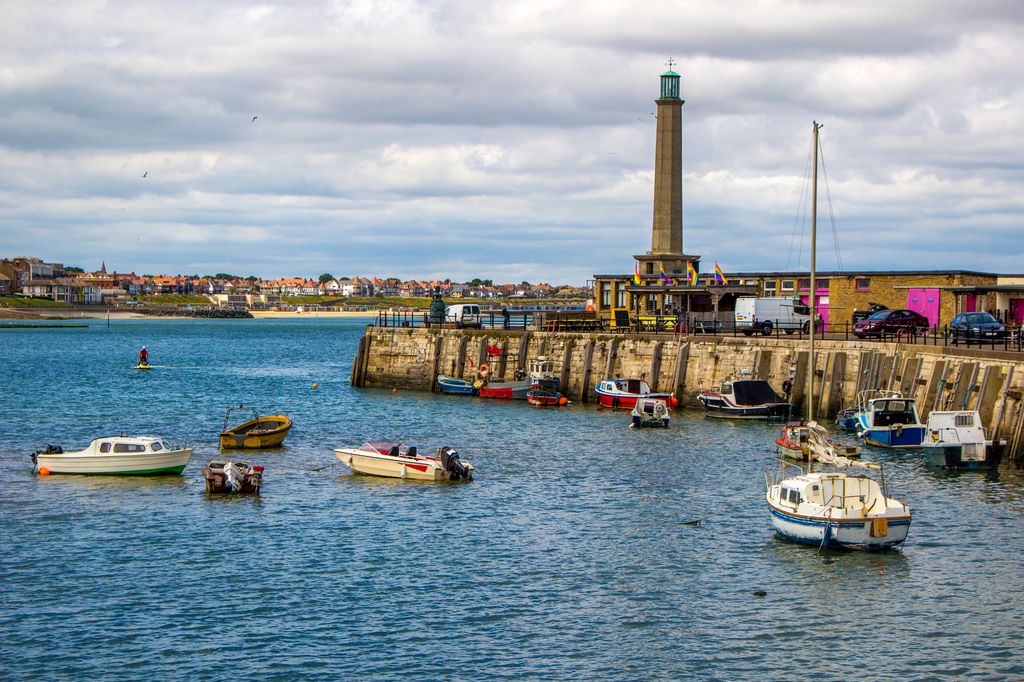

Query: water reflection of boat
[
  {"left": 219, "top": 406, "right": 292, "bottom": 449},
  {"left": 31, "top": 436, "right": 192, "bottom": 475},
  {"left": 334, "top": 442, "right": 474, "bottom": 481},
  {"left": 922, "top": 411, "right": 1004, "bottom": 468}
]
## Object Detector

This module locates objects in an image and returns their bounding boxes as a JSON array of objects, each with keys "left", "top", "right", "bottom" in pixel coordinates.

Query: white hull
[
  {"left": 767, "top": 499, "right": 911, "bottom": 550},
  {"left": 36, "top": 448, "right": 193, "bottom": 475},
  {"left": 334, "top": 448, "right": 472, "bottom": 481}
]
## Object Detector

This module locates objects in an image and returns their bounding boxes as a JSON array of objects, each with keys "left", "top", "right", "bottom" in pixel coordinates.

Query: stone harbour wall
[{"left": 350, "top": 327, "right": 1024, "bottom": 460}]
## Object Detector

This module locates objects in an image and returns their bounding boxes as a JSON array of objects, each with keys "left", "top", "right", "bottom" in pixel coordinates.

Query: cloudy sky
[{"left": 1, "top": 0, "right": 1022, "bottom": 284}]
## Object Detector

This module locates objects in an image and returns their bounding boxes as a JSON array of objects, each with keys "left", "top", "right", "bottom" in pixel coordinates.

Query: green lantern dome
[{"left": 659, "top": 58, "right": 681, "bottom": 100}]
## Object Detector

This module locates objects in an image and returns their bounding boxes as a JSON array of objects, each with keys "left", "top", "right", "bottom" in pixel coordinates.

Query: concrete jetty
[{"left": 350, "top": 327, "right": 1024, "bottom": 461}]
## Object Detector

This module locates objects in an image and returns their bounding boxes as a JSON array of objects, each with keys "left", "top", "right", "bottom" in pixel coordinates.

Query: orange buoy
[
  {"left": 669, "top": 396, "right": 680, "bottom": 408},
  {"left": 392, "top": 387, "right": 398, "bottom": 393},
  {"left": 38, "top": 467, "right": 50, "bottom": 476},
  {"left": 559, "top": 397, "right": 568, "bottom": 405},
  {"left": 312, "top": 383, "right": 318, "bottom": 389}
]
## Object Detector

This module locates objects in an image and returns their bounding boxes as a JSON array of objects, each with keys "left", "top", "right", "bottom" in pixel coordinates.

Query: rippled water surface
[{"left": 3, "top": 318, "right": 1024, "bottom": 680}]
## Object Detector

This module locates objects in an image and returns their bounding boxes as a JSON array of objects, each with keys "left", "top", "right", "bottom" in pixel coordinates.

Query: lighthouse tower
[{"left": 634, "top": 59, "right": 699, "bottom": 280}]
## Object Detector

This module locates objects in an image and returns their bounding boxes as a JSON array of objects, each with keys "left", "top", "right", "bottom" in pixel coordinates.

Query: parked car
[
  {"left": 852, "top": 309, "right": 929, "bottom": 338},
  {"left": 851, "top": 302, "right": 888, "bottom": 324},
  {"left": 949, "top": 312, "right": 1006, "bottom": 342}
]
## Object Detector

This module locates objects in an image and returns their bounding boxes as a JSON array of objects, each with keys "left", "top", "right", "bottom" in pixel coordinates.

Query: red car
[{"left": 853, "top": 309, "right": 930, "bottom": 338}]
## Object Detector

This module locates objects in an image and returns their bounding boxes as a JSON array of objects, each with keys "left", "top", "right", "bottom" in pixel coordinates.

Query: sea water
[{"left": 2, "top": 318, "right": 1023, "bottom": 680}]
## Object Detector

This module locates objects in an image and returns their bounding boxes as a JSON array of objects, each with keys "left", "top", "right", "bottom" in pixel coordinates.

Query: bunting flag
[
  {"left": 486, "top": 344, "right": 503, "bottom": 357},
  {"left": 633, "top": 263, "right": 642, "bottom": 285},
  {"left": 714, "top": 262, "right": 727, "bottom": 285},
  {"left": 686, "top": 261, "right": 698, "bottom": 286},
  {"left": 658, "top": 264, "right": 672, "bottom": 285}
]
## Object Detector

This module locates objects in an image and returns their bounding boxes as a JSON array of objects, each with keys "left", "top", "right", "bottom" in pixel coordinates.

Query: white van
[
  {"left": 444, "top": 304, "right": 482, "bottom": 329},
  {"left": 735, "top": 297, "right": 810, "bottom": 336}
]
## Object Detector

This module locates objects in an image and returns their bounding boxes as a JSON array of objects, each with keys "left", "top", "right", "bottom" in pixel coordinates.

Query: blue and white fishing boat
[
  {"left": 437, "top": 375, "right": 477, "bottom": 395},
  {"left": 855, "top": 394, "right": 926, "bottom": 449},
  {"left": 836, "top": 389, "right": 900, "bottom": 432}
]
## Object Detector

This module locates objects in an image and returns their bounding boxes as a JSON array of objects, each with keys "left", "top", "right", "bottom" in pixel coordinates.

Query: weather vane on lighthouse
[{"left": 666, "top": 57, "right": 675, "bottom": 70}]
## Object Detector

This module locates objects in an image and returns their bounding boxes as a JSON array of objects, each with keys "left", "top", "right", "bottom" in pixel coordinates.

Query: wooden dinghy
[{"left": 219, "top": 406, "right": 292, "bottom": 449}]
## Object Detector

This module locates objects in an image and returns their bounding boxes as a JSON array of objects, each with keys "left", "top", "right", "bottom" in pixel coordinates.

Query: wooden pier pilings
[{"left": 350, "top": 327, "right": 1024, "bottom": 461}]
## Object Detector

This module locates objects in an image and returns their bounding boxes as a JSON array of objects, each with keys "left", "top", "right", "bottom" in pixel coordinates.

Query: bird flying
[
  {"left": 251, "top": 116, "right": 258, "bottom": 123},
  {"left": 142, "top": 171, "right": 148, "bottom": 178}
]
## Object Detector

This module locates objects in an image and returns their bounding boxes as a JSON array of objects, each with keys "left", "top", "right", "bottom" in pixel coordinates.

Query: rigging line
[
  {"left": 786, "top": 135, "right": 814, "bottom": 273},
  {"left": 818, "top": 139, "right": 845, "bottom": 272}
]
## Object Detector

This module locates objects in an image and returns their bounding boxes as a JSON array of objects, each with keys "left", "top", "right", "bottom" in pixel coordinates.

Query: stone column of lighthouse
[{"left": 651, "top": 62, "right": 684, "bottom": 256}]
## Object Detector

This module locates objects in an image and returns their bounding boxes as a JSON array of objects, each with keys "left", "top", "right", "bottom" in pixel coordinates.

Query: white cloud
[{"left": 0, "top": 0, "right": 1022, "bottom": 282}]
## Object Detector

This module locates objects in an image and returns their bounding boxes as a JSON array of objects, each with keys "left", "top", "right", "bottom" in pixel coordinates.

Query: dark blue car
[{"left": 949, "top": 312, "right": 1006, "bottom": 341}]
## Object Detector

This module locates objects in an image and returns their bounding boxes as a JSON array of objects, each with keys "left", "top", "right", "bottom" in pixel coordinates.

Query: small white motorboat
[
  {"left": 922, "top": 411, "right": 1005, "bottom": 468},
  {"left": 334, "top": 441, "right": 474, "bottom": 481},
  {"left": 31, "top": 436, "right": 193, "bottom": 476},
  {"left": 630, "top": 397, "right": 670, "bottom": 428}
]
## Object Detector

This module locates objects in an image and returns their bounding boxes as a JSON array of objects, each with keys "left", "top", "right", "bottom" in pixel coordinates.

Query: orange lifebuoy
[{"left": 478, "top": 364, "right": 490, "bottom": 379}]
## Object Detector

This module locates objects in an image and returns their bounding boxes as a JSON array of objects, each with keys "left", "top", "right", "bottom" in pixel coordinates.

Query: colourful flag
[
  {"left": 686, "top": 261, "right": 698, "bottom": 286},
  {"left": 633, "top": 263, "right": 641, "bottom": 285},
  {"left": 714, "top": 262, "right": 727, "bottom": 285},
  {"left": 659, "top": 264, "right": 672, "bottom": 285}
]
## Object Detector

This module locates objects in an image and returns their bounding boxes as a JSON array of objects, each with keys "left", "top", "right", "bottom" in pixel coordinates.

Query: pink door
[
  {"left": 965, "top": 294, "right": 977, "bottom": 313},
  {"left": 799, "top": 294, "right": 830, "bottom": 329},
  {"left": 906, "top": 288, "right": 940, "bottom": 327},
  {"left": 1011, "top": 299, "right": 1024, "bottom": 325}
]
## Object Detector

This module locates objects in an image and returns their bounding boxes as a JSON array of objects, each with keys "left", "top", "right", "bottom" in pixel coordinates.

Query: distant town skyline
[{"left": 1, "top": 1, "right": 1022, "bottom": 285}]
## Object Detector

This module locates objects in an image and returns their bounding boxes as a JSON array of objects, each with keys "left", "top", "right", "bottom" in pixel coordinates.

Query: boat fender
[
  {"left": 478, "top": 364, "right": 490, "bottom": 379},
  {"left": 895, "top": 424, "right": 904, "bottom": 437},
  {"left": 782, "top": 380, "right": 793, "bottom": 394}
]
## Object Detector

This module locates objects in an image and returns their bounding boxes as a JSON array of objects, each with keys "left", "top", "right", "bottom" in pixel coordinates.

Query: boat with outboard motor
[
  {"left": 202, "top": 460, "right": 264, "bottom": 494},
  {"left": 630, "top": 397, "right": 670, "bottom": 428},
  {"left": 922, "top": 410, "right": 1005, "bottom": 468},
  {"left": 697, "top": 378, "right": 791, "bottom": 420},
  {"left": 219, "top": 406, "right": 292, "bottom": 449},
  {"left": 527, "top": 377, "right": 568, "bottom": 406},
  {"left": 31, "top": 435, "right": 193, "bottom": 475},
  {"left": 595, "top": 379, "right": 675, "bottom": 410},
  {"left": 334, "top": 441, "right": 474, "bottom": 481}
]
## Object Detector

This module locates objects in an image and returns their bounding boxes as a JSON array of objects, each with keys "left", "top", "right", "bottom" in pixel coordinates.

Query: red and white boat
[
  {"left": 595, "top": 379, "right": 674, "bottom": 410},
  {"left": 334, "top": 442, "right": 473, "bottom": 481},
  {"left": 478, "top": 378, "right": 531, "bottom": 399}
]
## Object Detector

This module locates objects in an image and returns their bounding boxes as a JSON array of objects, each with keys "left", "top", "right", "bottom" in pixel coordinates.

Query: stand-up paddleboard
[{"left": 134, "top": 363, "right": 152, "bottom": 370}]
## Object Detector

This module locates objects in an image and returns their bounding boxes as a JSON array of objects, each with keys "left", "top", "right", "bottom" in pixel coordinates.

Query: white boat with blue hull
[
  {"left": 922, "top": 410, "right": 1005, "bottom": 469},
  {"left": 856, "top": 395, "right": 926, "bottom": 449},
  {"left": 766, "top": 424, "right": 912, "bottom": 551}
]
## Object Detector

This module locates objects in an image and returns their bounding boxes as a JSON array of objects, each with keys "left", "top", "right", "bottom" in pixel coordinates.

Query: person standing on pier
[{"left": 502, "top": 305, "right": 510, "bottom": 330}]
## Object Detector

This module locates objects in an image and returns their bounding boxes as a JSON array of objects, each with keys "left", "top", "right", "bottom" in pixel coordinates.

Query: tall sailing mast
[{"left": 807, "top": 121, "right": 822, "bottom": 470}]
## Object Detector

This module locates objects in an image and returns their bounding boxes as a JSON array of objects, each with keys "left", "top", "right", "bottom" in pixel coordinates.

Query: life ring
[
  {"left": 782, "top": 380, "right": 793, "bottom": 394},
  {"left": 478, "top": 364, "right": 490, "bottom": 379}
]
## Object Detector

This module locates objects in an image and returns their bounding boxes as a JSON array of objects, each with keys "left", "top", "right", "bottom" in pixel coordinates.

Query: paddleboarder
[{"left": 138, "top": 346, "right": 149, "bottom": 366}]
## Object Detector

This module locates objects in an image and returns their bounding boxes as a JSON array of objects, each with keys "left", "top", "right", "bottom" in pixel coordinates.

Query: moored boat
[
  {"left": 776, "top": 420, "right": 861, "bottom": 461},
  {"left": 203, "top": 460, "right": 264, "bottom": 494},
  {"left": 31, "top": 436, "right": 192, "bottom": 475},
  {"left": 855, "top": 395, "right": 926, "bottom": 449},
  {"left": 697, "top": 379, "right": 791, "bottom": 420},
  {"left": 437, "top": 375, "right": 477, "bottom": 395},
  {"left": 595, "top": 378, "right": 674, "bottom": 410},
  {"left": 630, "top": 397, "right": 670, "bottom": 428},
  {"left": 527, "top": 377, "right": 568, "bottom": 406},
  {"left": 334, "top": 442, "right": 474, "bottom": 481},
  {"left": 922, "top": 410, "right": 1005, "bottom": 468},
  {"left": 477, "top": 378, "right": 531, "bottom": 400},
  {"left": 219, "top": 406, "right": 292, "bottom": 449}
]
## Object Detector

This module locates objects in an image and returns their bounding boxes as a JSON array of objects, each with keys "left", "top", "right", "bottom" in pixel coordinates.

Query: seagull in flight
[
  {"left": 142, "top": 171, "right": 148, "bottom": 178},
  {"left": 251, "top": 116, "right": 258, "bottom": 123}
]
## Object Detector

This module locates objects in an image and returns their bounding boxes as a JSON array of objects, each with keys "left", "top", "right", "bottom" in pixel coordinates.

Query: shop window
[{"left": 780, "top": 279, "right": 795, "bottom": 292}]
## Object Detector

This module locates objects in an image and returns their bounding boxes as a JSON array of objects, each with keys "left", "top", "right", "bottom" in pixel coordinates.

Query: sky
[{"left": 1, "top": 0, "right": 1022, "bottom": 285}]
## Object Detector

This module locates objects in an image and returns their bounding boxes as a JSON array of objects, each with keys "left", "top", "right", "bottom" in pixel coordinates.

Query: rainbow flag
[
  {"left": 633, "top": 263, "right": 641, "bottom": 285},
  {"left": 686, "top": 261, "right": 698, "bottom": 286},
  {"left": 714, "top": 262, "right": 727, "bottom": 285},
  {"left": 659, "top": 264, "right": 672, "bottom": 285}
]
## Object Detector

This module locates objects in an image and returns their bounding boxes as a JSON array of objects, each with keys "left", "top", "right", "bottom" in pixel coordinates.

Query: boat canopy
[{"left": 732, "top": 380, "right": 782, "bottom": 406}]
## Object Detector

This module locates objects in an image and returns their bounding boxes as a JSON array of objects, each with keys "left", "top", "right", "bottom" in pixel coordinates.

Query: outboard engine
[
  {"left": 438, "top": 446, "right": 472, "bottom": 481},
  {"left": 30, "top": 444, "right": 63, "bottom": 464}
]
